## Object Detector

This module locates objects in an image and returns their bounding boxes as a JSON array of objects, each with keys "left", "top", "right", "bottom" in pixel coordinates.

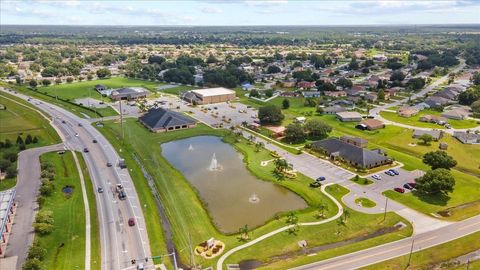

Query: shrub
[
  {"left": 25, "top": 134, "right": 33, "bottom": 144},
  {"left": 22, "top": 258, "right": 43, "bottom": 270},
  {"left": 6, "top": 166, "right": 17, "bottom": 178}
]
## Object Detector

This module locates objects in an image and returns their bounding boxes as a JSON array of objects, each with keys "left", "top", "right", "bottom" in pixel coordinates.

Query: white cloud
[{"left": 202, "top": 7, "right": 223, "bottom": 14}]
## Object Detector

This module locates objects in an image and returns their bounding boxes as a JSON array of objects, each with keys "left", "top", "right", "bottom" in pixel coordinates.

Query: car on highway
[
  {"left": 83, "top": 148, "right": 89, "bottom": 153},
  {"left": 62, "top": 120, "right": 66, "bottom": 124},
  {"left": 78, "top": 123, "right": 83, "bottom": 127},
  {"left": 128, "top": 218, "right": 136, "bottom": 226},
  {"left": 75, "top": 133, "right": 79, "bottom": 137},
  {"left": 316, "top": 176, "right": 326, "bottom": 182},
  {"left": 136, "top": 263, "right": 144, "bottom": 270},
  {"left": 97, "top": 187, "right": 104, "bottom": 193},
  {"left": 118, "top": 190, "right": 127, "bottom": 200},
  {"left": 394, "top": 187, "right": 405, "bottom": 193},
  {"left": 106, "top": 162, "right": 112, "bottom": 167},
  {"left": 372, "top": 174, "right": 381, "bottom": 180},
  {"left": 92, "top": 139, "right": 98, "bottom": 143}
]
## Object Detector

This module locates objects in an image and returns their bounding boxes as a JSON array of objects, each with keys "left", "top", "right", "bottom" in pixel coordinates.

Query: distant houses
[
  {"left": 397, "top": 107, "right": 419, "bottom": 118},
  {"left": 336, "top": 111, "right": 362, "bottom": 122},
  {"left": 453, "top": 131, "right": 480, "bottom": 144},
  {"left": 139, "top": 108, "right": 197, "bottom": 133}
]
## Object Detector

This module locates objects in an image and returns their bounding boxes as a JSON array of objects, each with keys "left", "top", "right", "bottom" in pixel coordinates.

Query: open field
[
  {"left": 36, "top": 151, "right": 99, "bottom": 270},
  {"left": 362, "top": 231, "right": 480, "bottom": 270},
  {"left": 0, "top": 92, "right": 60, "bottom": 144},
  {"left": 156, "top": 85, "right": 198, "bottom": 95},
  {"left": 380, "top": 110, "right": 479, "bottom": 129}
]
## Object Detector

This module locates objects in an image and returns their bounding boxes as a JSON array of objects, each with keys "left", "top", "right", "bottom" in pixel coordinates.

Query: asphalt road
[
  {"left": 291, "top": 214, "right": 480, "bottom": 270},
  {"left": 5, "top": 144, "right": 64, "bottom": 269},
  {"left": 1, "top": 88, "right": 152, "bottom": 270}
]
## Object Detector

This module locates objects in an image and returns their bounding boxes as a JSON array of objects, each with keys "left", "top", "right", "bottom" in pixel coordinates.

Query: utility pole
[
  {"left": 119, "top": 99, "right": 124, "bottom": 140},
  {"left": 407, "top": 237, "right": 415, "bottom": 268},
  {"left": 172, "top": 251, "right": 178, "bottom": 270},
  {"left": 383, "top": 197, "right": 388, "bottom": 221},
  {"left": 466, "top": 259, "right": 470, "bottom": 270}
]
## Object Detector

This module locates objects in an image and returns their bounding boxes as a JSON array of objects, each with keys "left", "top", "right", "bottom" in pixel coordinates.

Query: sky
[{"left": 1, "top": 0, "right": 479, "bottom": 26}]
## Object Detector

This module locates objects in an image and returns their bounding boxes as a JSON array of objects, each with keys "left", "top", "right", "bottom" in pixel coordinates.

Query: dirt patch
[{"left": 436, "top": 200, "right": 480, "bottom": 217}]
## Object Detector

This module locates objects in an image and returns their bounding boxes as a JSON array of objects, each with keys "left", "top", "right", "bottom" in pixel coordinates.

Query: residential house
[
  {"left": 412, "top": 129, "right": 443, "bottom": 141},
  {"left": 323, "top": 105, "right": 347, "bottom": 115},
  {"left": 265, "top": 126, "right": 286, "bottom": 138},
  {"left": 282, "top": 79, "right": 296, "bottom": 88},
  {"left": 441, "top": 108, "right": 469, "bottom": 120},
  {"left": 434, "top": 86, "right": 463, "bottom": 100},
  {"left": 111, "top": 87, "right": 149, "bottom": 101},
  {"left": 453, "top": 131, "right": 480, "bottom": 144},
  {"left": 302, "top": 91, "right": 322, "bottom": 98},
  {"left": 324, "top": 91, "right": 347, "bottom": 98},
  {"left": 397, "top": 107, "right": 419, "bottom": 118},
  {"left": 311, "top": 138, "right": 391, "bottom": 169},
  {"left": 95, "top": 84, "right": 107, "bottom": 91},
  {"left": 139, "top": 108, "right": 197, "bottom": 133},
  {"left": 340, "top": 135, "right": 368, "bottom": 148},
  {"left": 359, "top": 119, "right": 385, "bottom": 130},
  {"left": 336, "top": 111, "right": 362, "bottom": 122},
  {"left": 419, "top": 115, "right": 448, "bottom": 124},
  {"left": 297, "top": 81, "right": 316, "bottom": 89},
  {"left": 365, "top": 92, "right": 378, "bottom": 102}
]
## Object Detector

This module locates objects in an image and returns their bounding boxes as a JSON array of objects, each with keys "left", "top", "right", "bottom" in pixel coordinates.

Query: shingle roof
[
  {"left": 139, "top": 108, "right": 196, "bottom": 130},
  {"left": 312, "top": 138, "right": 390, "bottom": 168}
]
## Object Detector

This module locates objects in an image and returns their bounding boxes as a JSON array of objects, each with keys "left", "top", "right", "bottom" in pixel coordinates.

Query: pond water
[{"left": 161, "top": 136, "right": 307, "bottom": 233}]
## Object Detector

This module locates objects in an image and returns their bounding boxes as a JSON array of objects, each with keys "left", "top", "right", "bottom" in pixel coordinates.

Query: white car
[
  {"left": 372, "top": 174, "right": 381, "bottom": 180},
  {"left": 75, "top": 133, "right": 79, "bottom": 137}
]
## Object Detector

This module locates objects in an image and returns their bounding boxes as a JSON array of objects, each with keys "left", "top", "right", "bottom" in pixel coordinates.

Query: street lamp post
[{"left": 407, "top": 236, "right": 415, "bottom": 268}]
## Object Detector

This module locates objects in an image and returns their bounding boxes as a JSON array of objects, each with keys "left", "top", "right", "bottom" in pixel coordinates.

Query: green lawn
[
  {"left": 228, "top": 185, "right": 412, "bottom": 269},
  {"left": 350, "top": 177, "right": 374, "bottom": 186},
  {"left": 362, "top": 231, "right": 480, "bottom": 270},
  {"left": 0, "top": 92, "right": 60, "bottom": 144},
  {"left": 156, "top": 85, "right": 198, "bottom": 95},
  {"left": 36, "top": 151, "right": 99, "bottom": 270},
  {"left": 380, "top": 110, "right": 479, "bottom": 129},
  {"left": 355, "top": 197, "right": 376, "bottom": 208},
  {"left": 0, "top": 92, "right": 61, "bottom": 191}
]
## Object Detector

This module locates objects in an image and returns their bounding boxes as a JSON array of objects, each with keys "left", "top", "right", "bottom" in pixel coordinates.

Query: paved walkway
[
  {"left": 5, "top": 144, "right": 65, "bottom": 269},
  {"left": 216, "top": 183, "right": 343, "bottom": 270}
]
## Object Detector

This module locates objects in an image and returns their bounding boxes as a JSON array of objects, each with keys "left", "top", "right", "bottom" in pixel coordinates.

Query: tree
[
  {"left": 471, "top": 100, "right": 480, "bottom": 115},
  {"left": 472, "top": 72, "right": 480, "bottom": 85},
  {"left": 282, "top": 98, "right": 290, "bottom": 109},
  {"left": 66, "top": 77, "right": 74, "bottom": 83},
  {"left": 6, "top": 166, "right": 17, "bottom": 178},
  {"left": 423, "top": 151, "right": 457, "bottom": 170},
  {"left": 55, "top": 78, "right": 62, "bottom": 84},
  {"left": 87, "top": 74, "right": 93, "bottom": 80},
  {"left": 390, "top": 70, "right": 405, "bottom": 82},
  {"left": 0, "top": 159, "right": 12, "bottom": 171},
  {"left": 16, "top": 135, "right": 24, "bottom": 145},
  {"left": 458, "top": 88, "right": 480, "bottom": 106},
  {"left": 266, "top": 65, "right": 281, "bottom": 74},
  {"left": 415, "top": 168, "right": 455, "bottom": 195},
  {"left": 377, "top": 89, "right": 385, "bottom": 101},
  {"left": 148, "top": 55, "right": 166, "bottom": 65},
  {"left": 41, "top": 79, "right": 51, "bottom": 86},
  {"left": 22, "top": 258, "right": 43, "bottom": 270},
  {"left": 32, "top": 136, "right": 39, "bottom": 144},
  {"left": 285, "top": 123, "right": 305, "bottom": 143},
  {"left": 25, "top": 134, "right": 33, "bottom": 144},
  {"left": 206, "top": 54, "right": 218, "bottom": 64},
  {"left": 342, "top": 209, "right": 350, "bottom": 223},
  {"left": 258, "top": 105, "right": 284, "bottom": 125},
  {"left": 96, "top": 68, "right": 111, "bottom": 79},
  {"left": 304, "top": 119, "right": 332, "bottom": 139},
  {"left": 238, "top": 224, "right": 250, "bottom": 241},
  {"left": 29, "top": 79, "right": 38, "bottom": 88},
  {"left": 33, "top": 222, "right": 54, "bottom": 235},
  {"left": 265, "top": 89, "right": 273, "bottom": 98},
  {"left": 348, "top": 58, "right": 359, "bottom": 70},
  {"left": 418, "top": 133, "right": 433, "bottom": 145},
  {"left": 254, "top": 142, "right": 264, "bottom": 152},
  {"left": 317, "top": 202, "right": 329, "bottom": 218},
  {"left": 27, "top": 242, "right": 47, "bottom": 260},
  {"left": 274, "top": 158, "right": 291, "bottom": 174},
  {"left": 336, "top": 77, "right": 352, "bottom": 89}
]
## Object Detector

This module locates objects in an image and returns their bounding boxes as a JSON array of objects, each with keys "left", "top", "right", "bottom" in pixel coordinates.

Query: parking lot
[{"left": 368, "top": 168, "right": 425, "bottom": 194}]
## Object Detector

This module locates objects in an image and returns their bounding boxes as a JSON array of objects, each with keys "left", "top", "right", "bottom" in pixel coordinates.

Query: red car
[
  {"left": 394, "top": 187, "right": 405, "bottom": 193},
  {"left": 128, "top": 218, "right": 136, "bottom": 226}
]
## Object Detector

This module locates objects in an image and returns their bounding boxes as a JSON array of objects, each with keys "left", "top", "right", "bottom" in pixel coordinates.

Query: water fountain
[
  {"left": 209, "top": 153, "right": 222, "bottom": 171},
  {"left": 248, "top": 193, "right": 260, "bottom": 204},
  {"left": 188, "top": 144, "right": 194, "bottom": 151}
]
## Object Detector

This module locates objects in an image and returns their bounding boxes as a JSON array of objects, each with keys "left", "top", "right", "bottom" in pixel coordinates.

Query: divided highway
[{"left": 1, "top": 88, "right": 152, "bottom": 270}]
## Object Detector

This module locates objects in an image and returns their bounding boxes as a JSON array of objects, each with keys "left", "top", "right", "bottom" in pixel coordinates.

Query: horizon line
[{"left": 3, "top": 23, "right": 480, "bottom": 27}]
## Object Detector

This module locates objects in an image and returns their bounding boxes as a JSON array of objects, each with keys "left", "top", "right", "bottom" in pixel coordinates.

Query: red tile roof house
[
  {"left": 397, "top": 107, "right": 419, "bottom": 118},
  {"left": 297, "top": 81, "right": 316, "bottom": 89}
]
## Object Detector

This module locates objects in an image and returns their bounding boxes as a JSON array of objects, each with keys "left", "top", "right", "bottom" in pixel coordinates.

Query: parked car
[
  {"left": 128, "top": 218, "right": 136, "bottom": 226},
  {"left": 390, "top": 169, "right": 399, "bottom": 175},
  {"left": 116, "top": 184, "right": 124, "bottom": 192},
  {"left": 92, "top": 139, "right": 98, "bottom": 143},
  {"left": 316, "top": 176, "right": 326, "bottom": 182},
  {"left": 75, "top": 133, "right": 79, "bottom": 137},
  {"left": 62, "top": 120, "right": 66, "bottom": 124},
  {"left": 83, "top": 148, "right": 89, "bottom": 153},
  {"left": 106, "top": 162, "right": 112, "bottom": 167},
  {"left": 408, "top": 182, "right": 417, "bottom": 188},
  {"left": 384, "top": 170, "right": 395, "bottom": 176},
  {"left": 372, "top": 174, "right": 381, "bottom": 180},
  {"left": 136, "top": 263, "right": 144, "bottom": 270},
  {"left": 403, "top": 183, "right": 413, "bottom": 190},
  {"left": 97, "top": 187, "right": 104, "bottom": 193},
  {"left": 394, "top": 187, "right": 405, "bottom": 193},
  {"left": 309, "top": 182, "right": 321, "bottom": 188},
  {"left": 78, "top": 123, "right": 83, "bottom": 127}
]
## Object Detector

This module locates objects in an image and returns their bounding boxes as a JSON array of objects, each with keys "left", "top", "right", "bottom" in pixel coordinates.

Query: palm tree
[
  {"left": 248, "top": 135, "right": 256, "bottom": 144},
  {"left": 254, "top": 142, "right": 264, "bottom": 152},
  {"left": 274, "top": 158, "right": 289, "bottom": 173},
  {"left": 238, "top": 224, "right": 250, "bottom": 242},
  {"left": 317, "top": 202, "right": 328, "bottom": 218}
]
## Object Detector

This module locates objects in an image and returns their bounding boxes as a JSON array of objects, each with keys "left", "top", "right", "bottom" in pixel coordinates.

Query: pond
[{"left": 161, "top": 136, "right": 307, "bottom": 233}]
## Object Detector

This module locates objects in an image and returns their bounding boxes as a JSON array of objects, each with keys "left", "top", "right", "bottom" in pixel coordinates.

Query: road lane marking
[{"left": 458, "top": 221, "right": 480, "bottom": 231}]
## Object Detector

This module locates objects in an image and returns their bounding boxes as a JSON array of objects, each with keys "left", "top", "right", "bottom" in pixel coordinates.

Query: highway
[
  {"left": 1, "top": 88, "right": 152, "bottom": 270},
  {"left": 292, "top": 214, "right": 480, "bottom": 270}
]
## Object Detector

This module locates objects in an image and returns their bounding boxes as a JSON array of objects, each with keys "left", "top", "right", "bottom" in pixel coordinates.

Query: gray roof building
[
  {"left": 453, "top": 131, "right": 480, "bottom": 144},
  {"left": 412, "top": 129, "right": 443, "bottom": 140},
  {"left": 139, "top": 108, "right": 196, "bottom": 132},
  {"left": 311, "top": 138, "right": 391, "bottom": 169},
  {"left": 322, "top": 105, "right": 347, "bottom": 115},
  {"left": 111, "top": 87, "right": 149, "bottom": 101}
]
